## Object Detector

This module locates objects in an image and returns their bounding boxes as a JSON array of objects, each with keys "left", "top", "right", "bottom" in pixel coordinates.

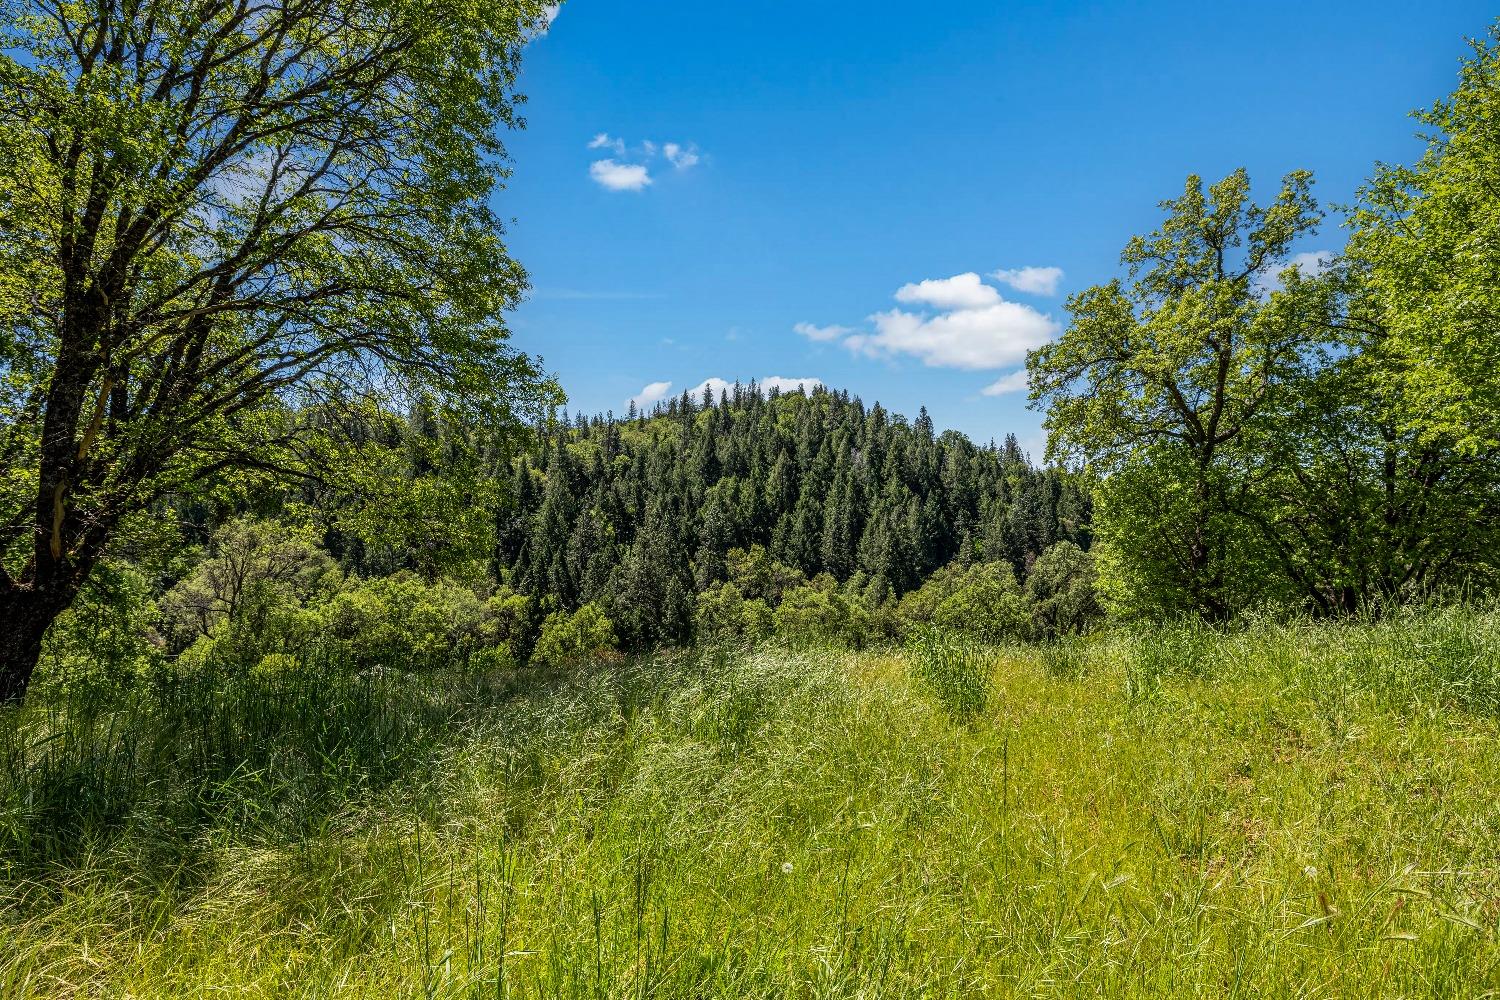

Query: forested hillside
[
  {"left": 90, "top": 387, "right": 1096, "bottom": 684},
  {"left": 495, "top": 385, "right": 1090, "bottom": 646}
]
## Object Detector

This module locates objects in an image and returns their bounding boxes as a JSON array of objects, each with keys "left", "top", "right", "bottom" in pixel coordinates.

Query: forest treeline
[
  {"left": 496, "top": 387, "right": 1091, "bottom": 647},
  {"left": 34, "top": 387, "right": 1102, "bottom": 695}
]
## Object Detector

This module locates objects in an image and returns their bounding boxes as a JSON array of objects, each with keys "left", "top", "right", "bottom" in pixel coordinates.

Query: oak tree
[{"left": 0, "top": 0, "right": 556, "bottom": 701}]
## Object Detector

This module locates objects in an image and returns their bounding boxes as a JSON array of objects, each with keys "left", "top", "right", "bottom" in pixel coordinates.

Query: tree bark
[{"left": 0, "top": 589, "right": 70, "bottom": 705}]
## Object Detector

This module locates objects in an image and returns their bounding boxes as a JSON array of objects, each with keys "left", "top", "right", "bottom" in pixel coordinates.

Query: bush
[
  {"left": 694, "top": 582, "right": 774, "bottom": 645},
  {"left": 899, "top": 561, "right": 1029, "bottom": 643},
  {"left": 726, "top": 545, "right": 806, "bottom": 604},
  {"left": 773, "top": 584, "right": 870, "bottom": 648},
  {"left": 466, "top": 644, "right": 519, "bottom": 675},
  {"left": 1026, "top": 541, "right": 1103, "bottom": 638},
  {"left": 319, "top": 573, "right": 494, "bottom": 671},
  {"left": 532, "top": 603, "right": 619, "bottom": 668},
  {"left": 252, "top": 652, "right": 302, "bottom": 679},
  {"left": 34, "top": 562, "right": 164, "bottom": 700}
]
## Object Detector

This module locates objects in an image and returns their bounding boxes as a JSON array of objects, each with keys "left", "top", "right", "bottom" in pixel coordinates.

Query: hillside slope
[{"left": 493, "top": 385, "right": 1090, "bottom": 647}]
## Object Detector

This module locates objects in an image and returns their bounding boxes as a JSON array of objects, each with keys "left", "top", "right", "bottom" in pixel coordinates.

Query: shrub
[
  {"left": 1026, "top": 541, "right": 1103, "bottom": 638},
  {"left": 484, "top": 589, "right": 536, "bottom": 647},
  {"left": 726, "top": 545, "right": 806, "bottom": 604},
  {"left": 773, "top": 585, "right": 870, "bottom": 648},
  {"left": 466, "top": 644, "right": 519, "bottom": 675},
  {"left": 320, "top": 573, "right": 492, "bottom": 670},
  {"left": 34, "top": 562, "right": 164, "bottom": 701},
  {"left": 694, "top": 582, "right": 774, "bottom": 645},
  {"left": 899, "top": 561, "right": 1028, "bottom": 643},
  {"left": 532, "top": 603, "right": 619, "bottom": 668},
  {"left": 252, "top": 652, "right": 303, "bottom": 678}
]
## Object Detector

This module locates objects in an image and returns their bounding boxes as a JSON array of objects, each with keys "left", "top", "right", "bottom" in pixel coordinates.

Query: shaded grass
[{"left": 3, "top": 610, "right": 1500, "bottom": 996}]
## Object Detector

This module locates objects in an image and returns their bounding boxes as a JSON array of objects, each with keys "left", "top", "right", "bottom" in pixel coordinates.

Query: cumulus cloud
[
  {"left": 630, "top": 377, "right": 822, "bottom": 412},
  {"left": 856, "top": 302, "right": 1058, "bottom": 370},
  {"left": 686, "top": 378, "right": 736, "bottom": 402},
  {"left": 980, "top": 370, "right": 1030, "bottom": 396},
  {"left": 759, "top": 376, "right": 822, "bottom": 395},
  {"left": 802, "top": 270, "right": 1060, "bottom": 372},
  {"left": 544, "top": 4, "right": 560, "bottom": 25},
  {"left": 895, "top": 272, "right": 1001, "bottom": 311},
  {"left": 794, "top": 321, "right": 852, "bottom": 343},
  {"left": 628, "top": 381, "right": 672, "bottom": 410},
  {"left": 689, "top": 376, "right": 822, "bottom": 400},
  {"left": 991, "top": 266, "right": 1064, "bottom": 296},
  {"left": 590, "top": 159, "right": 652, "bottom": 192}
]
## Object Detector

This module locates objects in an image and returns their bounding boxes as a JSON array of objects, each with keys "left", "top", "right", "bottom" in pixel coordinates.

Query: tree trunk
[{"left": 0, "top": 589, "right": 70, "bottom": 705}]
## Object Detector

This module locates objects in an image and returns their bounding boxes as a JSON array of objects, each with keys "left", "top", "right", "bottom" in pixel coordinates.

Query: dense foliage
[
  {"left": 24, "top": 386, "right": 1101, "bottom": 696},
  {"left": 499, "top": 385, "right": 1091, "bottom": 649},
  {"left": 4, "top": 10, "right": 1500, "bottom": 999},
  {"left": 0, "top": 0, "right": 557, "bottom": 702},
  {"left": 1028, "top": 28, "right": 1500, "bottom": 620}
]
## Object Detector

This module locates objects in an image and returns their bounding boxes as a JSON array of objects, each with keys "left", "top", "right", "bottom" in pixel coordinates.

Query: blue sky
[{"left": 503, "top": 2, "right": 1495, "bottom": 455}]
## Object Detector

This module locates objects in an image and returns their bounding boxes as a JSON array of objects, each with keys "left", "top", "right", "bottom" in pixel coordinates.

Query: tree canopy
[
  {"left": 1027, "top": 32, "right": 1500, "bottom": 620},
  {"left": 0, "top": 0, "right": 557, "bottom": 701}
]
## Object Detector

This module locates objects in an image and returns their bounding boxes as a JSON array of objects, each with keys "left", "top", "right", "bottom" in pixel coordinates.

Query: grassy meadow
[{"left": 3, "top": 609, "right": 1500, "bottom": 997}]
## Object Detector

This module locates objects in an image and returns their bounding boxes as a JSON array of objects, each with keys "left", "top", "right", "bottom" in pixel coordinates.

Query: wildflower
[{"left": 781, "top": 861, "right": 794, "bottom": 875}]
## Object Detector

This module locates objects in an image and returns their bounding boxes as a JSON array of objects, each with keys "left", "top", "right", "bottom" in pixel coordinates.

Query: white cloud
[
  {"left": 586, "top": 136, "right": 701, "bottom": 189},
  {"left": 632, "top": 376, "right": 822, "bottom": 411},
  {"left": 590, "top": 159, "right": 652, "bottom": 192},
  {"left": 628, "top": 381, "right": 673, "bottom": 410},
  {"left": 687, "top": 378, "right": 735, "bottom": 402},
  {"left": 544, "top": 4, "right": 560, "bottom": 25},
  {"left": 797, "top": 268, "right": 1062, "bottom": 373},
  {"left": 991, "top": 266, "right": 1064, "bottom": 296},
  {"left": 857, "top": 303, "right": 1058, "bottom": 370},
  {"left": 588, "top": 132, "right": 626, "bottom": 155},
  {"left": 794, "top": 321, "right": 852, "bottom": 343},
  {"left": 663, "top": 142, "right": 701, "bottom": 170},
  {"left": 981, "top": 369, "right": 1030, "bottom": 396},
  {"left": 895, "top": 272, "right": 1001, "bottom": 311}
]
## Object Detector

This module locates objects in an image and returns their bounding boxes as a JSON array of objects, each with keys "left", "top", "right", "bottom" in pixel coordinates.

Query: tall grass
[
  {"left": 906, "top": 627, "right": 992, "bottom": 720},
  {"left": 3, "top": 608, "right": 1500, "bottom": 996}
]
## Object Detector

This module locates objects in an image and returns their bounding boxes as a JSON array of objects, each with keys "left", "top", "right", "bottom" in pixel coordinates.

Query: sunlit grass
[{"left": 3, "top": 609, "right": 1500, "bottom": 996}]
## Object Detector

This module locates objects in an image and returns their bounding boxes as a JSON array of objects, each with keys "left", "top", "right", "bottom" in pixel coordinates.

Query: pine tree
[
  {"left": 820, "top": 463, "right": 858, "bottom": 578},
  {"left": 492, "top": 383, "right": 1087, "bottom": 616}
]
